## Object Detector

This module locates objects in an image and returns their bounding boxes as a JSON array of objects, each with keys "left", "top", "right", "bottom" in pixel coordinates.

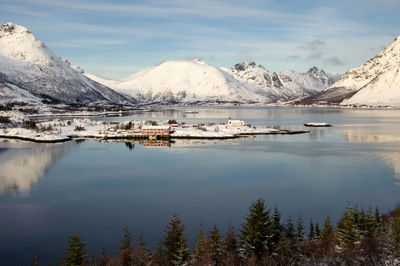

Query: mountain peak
[
  {"left": 0, "top": 22, "right": 30, "bottom": 37},
  {"left": 307, "top": 66, "right": 325, "bottom": 75},
  {"left": 193, "top": 58, "right": 206, "bottom": 65},
  {"left": 232, "top": 61, "right": 265, "bottom": 72},
  {"left": 0, "top": 22, "right": 58, "bottom": 66}
]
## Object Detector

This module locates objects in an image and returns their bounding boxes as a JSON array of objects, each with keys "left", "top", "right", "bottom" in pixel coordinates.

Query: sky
[{"left": 2, "top": 0, "right": 400, "bottom": 78}]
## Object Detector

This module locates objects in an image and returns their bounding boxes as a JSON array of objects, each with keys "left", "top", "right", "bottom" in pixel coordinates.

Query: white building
[{"left": 228, "top": 119, "right": 245, "bottom": 127}]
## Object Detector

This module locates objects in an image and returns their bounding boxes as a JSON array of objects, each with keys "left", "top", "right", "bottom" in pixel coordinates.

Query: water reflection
[
  {"left": 0, "top": 140, "right": 74, "bottom": 195},
  {"left": 343, "top": 130, "right": 400, "bottom": 180}
]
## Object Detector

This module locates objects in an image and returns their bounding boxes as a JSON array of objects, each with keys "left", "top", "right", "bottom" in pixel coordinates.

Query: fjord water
[{"left": 1, "top": 106, "right": 400, "bottom": 264}]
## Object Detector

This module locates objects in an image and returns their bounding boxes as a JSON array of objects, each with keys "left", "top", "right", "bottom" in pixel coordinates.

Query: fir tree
[
  {"left": 284, "top": 216, "right": 295, "bottom": 241},
  {"left": 209, "top": 224, "right": 222, "bottom": 265},
  {"left": 308, "top": 220, "right": 315, "bottom": 241},
  {"left": 137, "top": 233, "right": 151, "bottom": 266},
  {"left": 239, "top": 199, "right": 272, "bottom": 259},
  {"left": 315, "top": 223, "right": 321, "bottom": 239},
  {"left": 162, "top": 215, "right": 189, "bottom": 265},
  {"left": 192, "top": 224, "right": 207, "bottom": 264},
  {"left": 392, "top": 211, "right": 400, "bottom": 246},
  {"left": 295, "top": 216, "right": 305, "bottom": 244},
  {"left": 224, "top": 224, "right": 237, "bottom": 255},
  {"left": 62, "top": 234, "right": 88, "bottom": 266},
  {"left": 337, "top": 206, "right": 361, "bottom": 246},
  {"left": 374, "top": 207, "right": 383, "bottom": 234},
  {"left": 321, "top": 215, "right": 334, "bottom": 242},
  {"left": 270, "top": 205, "right": 283, "bottom": 247},
  {"left": 118, "top": 226, "right": 133, "bottom": 266}
]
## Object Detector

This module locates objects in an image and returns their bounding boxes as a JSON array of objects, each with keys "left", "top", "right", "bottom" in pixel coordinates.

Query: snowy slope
[
  {"left": 87, "top": 60, "right": 335, "bottom": 104},
  {"left": 341, "top": 36, "right": 400, "bottom": 106},
  {"left": 299, "top": 35, "right": 400, "bottom": 106},
  {"left": 87, "top": 59, "right": 268, "bottom": 104},
  {"left": 227, "top": 62, "right": 334, "bottom": 102},
  {"left": 0, "top": 22, "right": 135, "bottom": 106}
]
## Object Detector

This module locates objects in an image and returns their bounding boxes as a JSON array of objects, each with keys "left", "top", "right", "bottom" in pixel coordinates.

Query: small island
[{"left": 0, "top": 111, "right": 310, "bottom": 143}]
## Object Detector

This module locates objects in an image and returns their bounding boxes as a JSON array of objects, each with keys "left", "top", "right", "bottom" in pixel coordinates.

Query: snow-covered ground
[{"left": 0, "top": 115, "right": 307, "bottom": 143}]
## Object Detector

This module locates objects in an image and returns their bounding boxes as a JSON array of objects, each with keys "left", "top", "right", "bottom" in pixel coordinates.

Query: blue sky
[{"left": 2, "top": 0, "right": 400, "bottom": 78}]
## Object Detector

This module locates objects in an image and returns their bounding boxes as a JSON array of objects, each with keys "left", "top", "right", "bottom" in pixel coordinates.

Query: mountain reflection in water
[
  {"left": 343, "top": 130, "right": 400, "bottom": 180},
  {"left": 0, "top": 140, "right": 74, "bottom": 194}
]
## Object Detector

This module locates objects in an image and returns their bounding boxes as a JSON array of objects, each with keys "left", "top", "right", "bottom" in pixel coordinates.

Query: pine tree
[
  {"left": 308, "top": 220, "right": 315, "bottom": 241},
  {"left": 118, "top": 226, "right": 133, "bottom": 266},
  {"left": 62, "top": 234, "right": 88, "bottom": 266},
  {"left": 192, "top": 224, "right": 207, "bottom": 264},
  {"left": 321, "top": 215, "right": 334, "bottom": 242},
  {"left": 239, "top": 199, "right": 272, "bottom": 259},
  {"left": 315, "top": 223, "right": 321, "bottom": 239},
  {"left": 374, "top": 207, "right": 383, "bottom": 234},
  {"left": 284, "top": 216, "right": 295, "bottom": 241},
  {"left": 223, "top": 225, "right": 237, "bottom": 265},
  {"left": 209, "top": 224, "right": 222, "bottom": 265},
  {"left": 137, "top": 233, "right": 151, "bottom": 266},
  {"left": 337, "top": 206, "right": 361, "bottom": 246},
  {"left": 162, "top": 215, "right": 189, "bottom": 265},
  {"left": 270, "top": 205, "right": 283, "bottom": 247},
  {"left": 392, "top": 211, "right": 400, "bottom": 246},
  {"left": 295, "top": 216, "right": 305, "bottom": 244}
]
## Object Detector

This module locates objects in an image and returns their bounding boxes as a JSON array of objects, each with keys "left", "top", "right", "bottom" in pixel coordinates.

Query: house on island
[
  {"left": 228, "top": 118, "right": 245, "bottom": 127},
  {"left": 141, "top": 125, "right": 172, "bottom": 138}
]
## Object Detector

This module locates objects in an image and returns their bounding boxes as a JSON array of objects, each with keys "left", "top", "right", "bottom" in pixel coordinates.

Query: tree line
[{"left": 33, "top": 199, "right": 400, "bottom": 265}]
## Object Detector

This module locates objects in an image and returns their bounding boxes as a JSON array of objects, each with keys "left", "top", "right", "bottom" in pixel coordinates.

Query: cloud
[
  {"left": 299, "top": 40, "right": 326, "bottom": 51},
  {"left": 48, "top": 38, "right": 126, "bottom": 48},
  {"left": 324, "top": 56, "right": 344, "bottom": 66},
  {"left": 287, "top": 55, "right": 300, "bottom": 60},
  {"left": 296, "top": 40, "right": 344, "bottom": 65}
]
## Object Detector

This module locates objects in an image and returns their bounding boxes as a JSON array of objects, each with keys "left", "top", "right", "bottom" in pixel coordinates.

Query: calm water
[{"left": 1, "top": 106, "right": 400, "bottom": 264}]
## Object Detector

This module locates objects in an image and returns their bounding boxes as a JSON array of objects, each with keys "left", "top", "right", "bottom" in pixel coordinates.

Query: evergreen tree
[
  {"left": 337, "top": 206, "right": 361, "bottom": 246},
  {"left": 62, "top": 234, "right": 88, "bottom": 266},
  {"left": 137, "top": 233, "right": 151, "bottom": 266},
  {"left": 315, "top": 223, "right": 321, "bottom": 239},
  {"left": 321, "top": 215, "right": 334, "bottom": 242},
  {"left": 192, "top": 224, "right": 207, "bottom": 263},
  {"left": 239, "top": 199, "right": 272, "bottom": 259},
  {"left": 392, "top": 211, "right": 400, "bottom": 246},
  {"left": 374, "top": 207, "right": 383, "bottom": 234},
  {"left": 295, "top": 216, "right": 305, "bottom": 244},
  {"left": 224, "top": 224, "right": 237, "bottom": 255},
  {"left": 162, "top": 215, "right": 189, "bottom": 265},
  {"left": 118, "top": 226, "right": 133, "bottom": 266},
  {"left": 284, "top": 216, "right": 295, "bottom": 241},
  {"left": 270, "top": 205, "right": 283, "bottom": 247},
  {"left": 209, "top": 224, "right": 222, "bottom": 264},
  {"left": 308, "top": 220, "right": 315, "bottom": 241}
]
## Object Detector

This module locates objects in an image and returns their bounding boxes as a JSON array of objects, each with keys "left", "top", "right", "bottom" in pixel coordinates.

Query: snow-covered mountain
[
  {"left": 86, "top": 59, "right": 269, "bottom": 104},
  {"left": 227, "top": 62, "right": 335, "bottom": 102},
  {"left": 299, "top": 35, "right": 400, "bottom": 106},
  {"left": 87, "top": 60, "right": 335, "bottom": 104},
  {"left": 0, "top": 22, "right": 135, "bottom": 106}
]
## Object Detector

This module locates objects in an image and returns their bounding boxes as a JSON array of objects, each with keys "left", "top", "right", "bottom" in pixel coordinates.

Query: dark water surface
[{"left": 1, "top": 106, "right": 400, "bottom": 264}]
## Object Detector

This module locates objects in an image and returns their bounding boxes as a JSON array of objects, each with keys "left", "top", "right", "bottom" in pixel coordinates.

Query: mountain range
[
  {"left": 1, "top": 22, "right": 399, "bottom": 107},
  {"left": 87, "top": 60, "right": 336, "bottom": 105}
]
